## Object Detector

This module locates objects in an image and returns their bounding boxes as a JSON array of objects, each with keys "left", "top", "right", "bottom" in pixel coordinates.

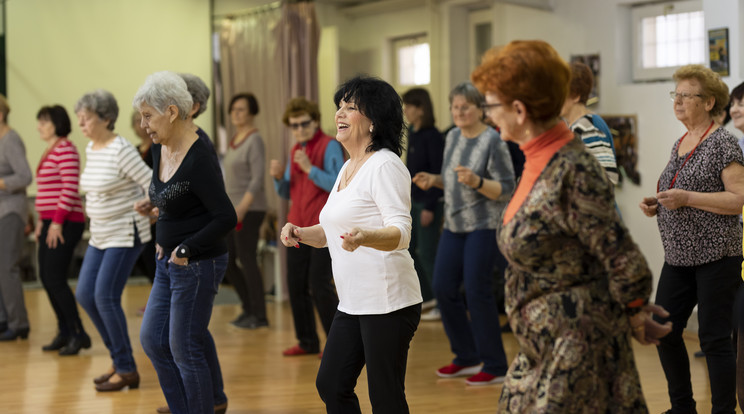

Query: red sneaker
[
  {"left": 436, "top": 363, "right": 481, "bottom": 378},
  {"left": 465, "top": 371, "right": 505, "bottom": 386},
  {"left": 282, "top": 344, "right": 313, "bottom": 356}
]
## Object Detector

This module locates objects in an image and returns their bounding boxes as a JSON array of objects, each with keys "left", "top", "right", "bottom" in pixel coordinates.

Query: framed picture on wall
[
  {"left": 601, "top": 114, "right": 640, "bottom": 187},
  {"left": 709, "top": 28, "right": 729, "bottom": 77},
  {"left": 569, "top": 54, "right": 600, "bottom": 106}
]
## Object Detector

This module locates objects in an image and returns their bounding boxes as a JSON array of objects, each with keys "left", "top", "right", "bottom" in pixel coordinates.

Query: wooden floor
[{"left": 0, "top": 283, "right": 722, "bottom": 414}]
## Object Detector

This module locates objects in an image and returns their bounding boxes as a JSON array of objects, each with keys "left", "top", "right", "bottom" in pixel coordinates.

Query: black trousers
[
  {"left": 654, "top": 256, "right": 741, "bottom": 414},
  {"left": 38, "top": 220, "right": 86, "bottom": 336},
  {"left": 734, "top": 283, "right": 744, "bottom": 411},
  {"left": 225, "top": 211, "right": 267, "bottom": 322},
  {"left": 286, "top": 244, "right": 338, "bottom": 352},
  {"left": 316, "top": 304, "right": 421, "bottom": 414}
]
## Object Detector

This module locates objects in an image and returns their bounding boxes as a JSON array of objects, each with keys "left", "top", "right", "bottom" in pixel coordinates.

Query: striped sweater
[
  {"left": 80, "top": 135, "right": 152, "bottom": 249},
  {"left": 570, "top": 115, "right": 619, "bottom": 185},
  {"left": 35, "top": 138, "right": 85, "bottom": 224}
]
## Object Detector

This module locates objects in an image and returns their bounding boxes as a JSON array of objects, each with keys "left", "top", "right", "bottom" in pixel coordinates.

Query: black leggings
[
  {"left": 38, "top": 220, "right": 86, "bottom": 336},
  {"left": 316, "top": 304, "right": 421, "bottom": 414}
]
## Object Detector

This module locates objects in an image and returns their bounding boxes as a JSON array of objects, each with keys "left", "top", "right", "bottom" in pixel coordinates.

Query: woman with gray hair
[
  {"left": 74, "top": 89, "right": 152, "bottom": 390},
  {"left": 178, "top": 73, "right": 219, "bottom": 166},
  {"left": 413, "top": 82, "right": 515, "bottom": 385},
  {"left": 134, "top": 71, "right": 236, "bottom": 414}
]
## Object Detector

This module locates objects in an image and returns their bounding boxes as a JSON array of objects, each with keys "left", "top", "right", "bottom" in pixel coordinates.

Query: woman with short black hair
[
  {"left": 282, "top": 76, "right": 422, "bottom": 413},
  {"left": 34, "top": 105, "right": 89, "bottom": 355}
]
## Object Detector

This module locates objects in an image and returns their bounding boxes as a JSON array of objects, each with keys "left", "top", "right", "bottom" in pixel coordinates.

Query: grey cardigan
[{"left": 0, "top": 129, "right": 32, "bottom": 220}]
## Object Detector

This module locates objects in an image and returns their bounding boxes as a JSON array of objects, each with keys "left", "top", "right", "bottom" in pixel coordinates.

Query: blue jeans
[
  {"left": 141, "top": 253, "right": 228, "bottom": 414},
  {"left": 76, "top": 241, "right": 143, "bottom": 373},
  {"left": 432, "top": 229, "right": 508, "bottom": 376}
]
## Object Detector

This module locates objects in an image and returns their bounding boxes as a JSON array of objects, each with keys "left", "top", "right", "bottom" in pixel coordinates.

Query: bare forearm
[
  {"left": 356, "top": 226, "right": 402, "bottom": 251},
  {"left": 478, "top": 178, "right": 503, "bottom": 200},
  {"left": 298, "top": 224, "right": 327, "bottom": 248},
  {"left": 236, "top": 191, "right": 254, "bottom": 216},
  {"left": 687, "top": 191, "right": 744, "bottom": 215}
]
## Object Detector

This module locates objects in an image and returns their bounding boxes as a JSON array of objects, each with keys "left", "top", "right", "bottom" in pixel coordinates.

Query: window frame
[
  {"left": 631, "top": 0, "right": 704, "bottom": 82},
  {"left": 391, "top": 33, "right": 431, "bottom": 89}
]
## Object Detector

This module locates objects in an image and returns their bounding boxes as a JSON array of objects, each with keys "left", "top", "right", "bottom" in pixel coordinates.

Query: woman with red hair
[{"left": 472, "top": 40, "right": 670, "bottom": 412}]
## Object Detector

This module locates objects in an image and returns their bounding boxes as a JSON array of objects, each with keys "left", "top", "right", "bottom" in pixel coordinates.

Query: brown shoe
[
  {"left": 93, "top": 367, "right": 116, "bottom": 385},
  {"left": 157, "top": 402, "right": 226, "bottom": 413},
  {"left": 95, "top": 371, "right": 140, "bottom": 392}
]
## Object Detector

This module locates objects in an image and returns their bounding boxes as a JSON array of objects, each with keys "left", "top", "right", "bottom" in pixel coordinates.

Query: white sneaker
[
  {"left": 421, "top": 307, "right": 441, "bottom": 321},
  {"left": 421, "top": 299, "right": 437, "bottom": 310}
]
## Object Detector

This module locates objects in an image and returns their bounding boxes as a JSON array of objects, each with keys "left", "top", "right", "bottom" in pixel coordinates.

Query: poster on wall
[
  {"left": 601, "top": 115, "right": 640, "bottom": 186},
  {"left": 709, "top": 28, "right": 729, "bottom": 77},
  {"left": 569, "top": 54, "right": 600, "bottom": 106}
]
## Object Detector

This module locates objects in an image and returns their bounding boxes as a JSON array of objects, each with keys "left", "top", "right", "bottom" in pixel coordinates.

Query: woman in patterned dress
[
  {"left": 640, "top": 65, "right": 744, "bottom": 414},
  {"left": 471, "top": 40, "right": 671, "bottom": 413}
]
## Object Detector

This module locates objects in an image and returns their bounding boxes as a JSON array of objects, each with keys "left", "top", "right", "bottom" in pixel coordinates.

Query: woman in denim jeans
[
  {"left": 134, "top": 71, "right": 237, "bottom": 414},
  {"left": 75, "top": 89, "right": 152, "bottom": 391}
]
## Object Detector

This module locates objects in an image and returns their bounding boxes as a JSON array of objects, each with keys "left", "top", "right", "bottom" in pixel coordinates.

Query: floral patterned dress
[{"left": 497, "top": 135, "right": 652, "bottom": 413}]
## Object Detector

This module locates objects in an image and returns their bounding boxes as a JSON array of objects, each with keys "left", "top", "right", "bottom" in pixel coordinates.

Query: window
[
  {"left": 631, "top": 0, "right": 704, "bottom": 81},
  {"left": 393, "top": 35, "right": 430, "bottom": 87}
]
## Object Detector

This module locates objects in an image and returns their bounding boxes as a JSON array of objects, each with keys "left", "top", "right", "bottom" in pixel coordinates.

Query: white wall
[
  {"left": 311, "top": 0, "right": 744, "bottom": 298},
  {"left": 8, "top": 0, "right": 213, "bottom": 193}
]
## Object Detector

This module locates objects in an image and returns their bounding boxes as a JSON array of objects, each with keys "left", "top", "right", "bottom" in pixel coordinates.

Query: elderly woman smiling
[
  {"left": 134, "top": 71, "right": 236, "bottom": 414},
  {"left": 640, "top": 64, "right": 744, "bottom": 414}
]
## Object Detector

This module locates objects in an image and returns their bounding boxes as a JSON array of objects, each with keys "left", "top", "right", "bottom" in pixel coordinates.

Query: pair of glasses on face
[
  {"left": 289, "top": 120, "right": 313, "bottom": 130},
  {"left": 480, "top": 103, "right": 502, "bottom": 114},
  {"left": 669, "top": 91, "right": 703, "bottom": 101}
]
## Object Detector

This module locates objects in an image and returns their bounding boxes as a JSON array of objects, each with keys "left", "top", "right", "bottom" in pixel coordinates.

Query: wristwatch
[{"left": 175, "top": 244, "right": 191, "bottom": 259}]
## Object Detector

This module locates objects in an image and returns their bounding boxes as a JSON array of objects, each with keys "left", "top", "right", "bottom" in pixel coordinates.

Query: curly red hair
[{"left": 471, "top": 40, "right": 569, "bottom": 124}]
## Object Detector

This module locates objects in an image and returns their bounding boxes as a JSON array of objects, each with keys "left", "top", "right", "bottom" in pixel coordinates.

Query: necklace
[{"left": 343, "top": 153, "right": 370, "bottom": 187}]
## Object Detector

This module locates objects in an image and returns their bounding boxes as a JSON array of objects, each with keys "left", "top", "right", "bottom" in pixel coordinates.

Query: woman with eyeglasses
[
  {"left": 473, "top": 39, "right": 669, "bottom": 413},
  {"left": 412, "top": 81, "right": 515, "bottom": 386},
  {"left": 640, "top": 64, "right": 744, "bottom": 414},
  {"left": 269, "top": 97, "right": 342, "bottom": 356},
  {"left": 223, "top": 92, "right": 269, "bottom": 329}
]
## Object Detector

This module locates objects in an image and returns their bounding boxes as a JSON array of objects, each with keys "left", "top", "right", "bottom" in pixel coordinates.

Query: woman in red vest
[{"left": 270, "top": 97, "right": 342, "bottom": 356}]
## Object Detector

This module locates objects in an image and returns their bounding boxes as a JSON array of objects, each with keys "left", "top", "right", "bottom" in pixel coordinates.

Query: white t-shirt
[{"left": 319, "top": 149, "right": 422, "bottom": 315}]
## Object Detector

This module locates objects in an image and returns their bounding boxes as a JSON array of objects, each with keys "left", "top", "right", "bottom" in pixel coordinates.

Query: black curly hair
[{"left": 333, "top": 75, "right": 404, "bottom": 156}]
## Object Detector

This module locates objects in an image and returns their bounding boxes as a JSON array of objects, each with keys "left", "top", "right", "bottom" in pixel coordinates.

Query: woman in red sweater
[{"left": 34, "top": 105, "right": 90, "bottom": 355}]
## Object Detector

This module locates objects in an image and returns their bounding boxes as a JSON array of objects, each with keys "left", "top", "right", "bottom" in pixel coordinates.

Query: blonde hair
[{"left": 673, "top": 64, "right": 729, "bottom": 117}]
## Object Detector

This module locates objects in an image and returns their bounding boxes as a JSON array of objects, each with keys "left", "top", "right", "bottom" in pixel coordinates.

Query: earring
[{"left": 369, "top": 126, "right": 374, "bottom": 133}]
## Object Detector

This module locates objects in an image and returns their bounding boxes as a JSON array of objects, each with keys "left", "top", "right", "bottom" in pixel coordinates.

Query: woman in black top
[{"left": 134, "top": 71, "right": 236, "bottom": 414}]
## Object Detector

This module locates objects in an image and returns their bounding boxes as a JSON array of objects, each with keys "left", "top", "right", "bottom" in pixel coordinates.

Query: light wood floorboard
[{"left": 0, "top": 284, "right": 723, "bottom": 413}]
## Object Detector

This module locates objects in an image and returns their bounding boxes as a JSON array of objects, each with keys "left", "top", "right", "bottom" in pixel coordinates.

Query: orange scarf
[{"left": 503, "top": 122, "right": 573, "bottom": 224}]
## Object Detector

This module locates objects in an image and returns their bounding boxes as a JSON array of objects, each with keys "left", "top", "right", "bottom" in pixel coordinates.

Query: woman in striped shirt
[
  {"left": 74, "top": 90, "right": 152, "bottom": 392},
  {"left": 34, "top": 105, "right": 90, "bottom": 355}
]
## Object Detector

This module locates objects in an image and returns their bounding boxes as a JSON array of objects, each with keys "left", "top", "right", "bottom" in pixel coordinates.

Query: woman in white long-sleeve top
[{"left": 281, "top": 76, "right": 422, "bottom": 413}]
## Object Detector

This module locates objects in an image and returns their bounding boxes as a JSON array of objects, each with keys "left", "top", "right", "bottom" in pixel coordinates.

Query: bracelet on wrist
[{"left": 475, "top": 176, "right": 484, "bottom": 190}]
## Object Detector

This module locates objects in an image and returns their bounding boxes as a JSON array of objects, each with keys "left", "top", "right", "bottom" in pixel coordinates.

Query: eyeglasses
[
  {"left": 669, "top": 91, "right": 703, "bottom": 101},
  {"left": 480, "top": 103, "right": 503, "bottom": 114},
  {"left": 289, "top": 120, "right": 313, "bottom": 130}
]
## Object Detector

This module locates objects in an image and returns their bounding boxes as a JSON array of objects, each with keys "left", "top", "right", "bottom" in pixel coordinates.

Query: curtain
[{"left": 216, "top": 1, "right": 321, "bottom": 299}]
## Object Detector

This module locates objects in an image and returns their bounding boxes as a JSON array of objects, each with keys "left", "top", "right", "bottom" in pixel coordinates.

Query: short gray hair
[
  {"left": 179, "top": 73, "right": 210, "bottom": 119},
  {"left": 75, "top": 89, "right": 119, "bottom": 130},
  {"left": 448, "top": 81, "right": 485, "bottom": 107},
  {"left": 132, "top": 71, "right": 193, "bottom": 120}
]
